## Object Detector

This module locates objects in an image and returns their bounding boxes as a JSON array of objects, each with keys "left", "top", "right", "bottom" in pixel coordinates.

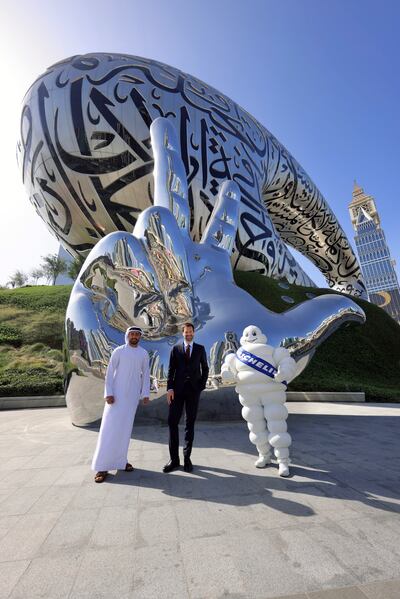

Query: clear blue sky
[{"left": 1, "top": 0, "right": 399, "bottom": 287}]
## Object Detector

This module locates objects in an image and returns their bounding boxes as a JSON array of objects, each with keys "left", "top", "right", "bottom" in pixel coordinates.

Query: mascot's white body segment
[{"left": 222, "top": 326, "right": 297, "bottom": 476}]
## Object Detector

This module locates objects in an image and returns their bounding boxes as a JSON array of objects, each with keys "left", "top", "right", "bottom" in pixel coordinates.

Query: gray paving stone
[
  {"left": 230, "top": 494, "right": 327, "bottom": 530},
  {"left": 0, "top": 445, "right": 43, "bottom": 461},
  {"left": 0, "top": 488, "right": 12, "bottom": 505},
  {"left": 0, "top": 469, "right": 38, "bottom": 489},
  {"left": 69, "top": 546, "right": 135, "bottom": 598},
  {"left": 0, "top": 485, "right": 49, "bottom": 516},
  {"left": 53, "top": 465, "right": 92, "bottom": 486},
  {"left": 0, "top": 455, "right": 35, "bottom": 472},
  {"left": 0, "top": 511, "right": 61, "bottom": 561},
  {"left": 0, "top": 519, "right": 21, "bottom": 549},
  {"left": 21, "top": 467, "right": 64, "bottom": 487},
  {"left": 102, "top": 479, "right": 140, "bottom": 506},
  {"left": 181, "top": 534, "right": 247, "bottom": 598},
  {"left": 360, "top": 578, "right": 400, "bottom": 599},
  {"left": 136, "top": 502, "right": 177, "bottom": 547},
  {"left": 89, "top": 505, "right": 137, "bottom": 548},
  {"left": 9, "top": 550, "right": 82, "bottom": 599},
  {"left": 22, "top": 448, "right": 66, "bottom": 470},
  {"left": 226, "top": 528, "right": 319, "bottom": 598},
  {"left": 39, "top": 508, "right": 99, "bottom": 555},
  {"left": 136, "top": 474, "right": 182, "bottom": 503},
  {"left": 174, "top": 497, "right": 230, "bottom": 541},
  {"left": 28, "top": 484, "right": 80, "bottom": 514},
  {"left": 277, "top": 527, "right": 358, "bottom": 589},
  {"left": 307, "top": 586, "right": 369, "bottom": 598},
  {"left": 163, "top": 464, "right": 264, "bottom": 503},
  {"left": 305, "top": 519, "right": 400, "bottom": 584},
  {"left": 0, "top": 560, "right": 30, "bottom": 599},
  {"left": 131, "top": 543, "right": 188, "bottom": 599},
  {"left": 0, "top": 406, "right": 399, "bottom": 599},
  {"left": 335, "top": 515, "right": 400, "bottom": 563},
  {"left": 283, "top": 484, "right": 362, "bottom": 522},
  {"left": 67, "top": 483, "right": 111, "bottom": 510}
]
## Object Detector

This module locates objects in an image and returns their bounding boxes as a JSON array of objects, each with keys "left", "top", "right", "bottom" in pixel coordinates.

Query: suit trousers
[{"left": 168, "top": 381, "right": 200, "bottom": 461}]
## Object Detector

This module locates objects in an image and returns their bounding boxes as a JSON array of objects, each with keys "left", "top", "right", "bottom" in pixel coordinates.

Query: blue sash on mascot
[{"left": 236, "top": 348, "right": 287, "bottom": 386}]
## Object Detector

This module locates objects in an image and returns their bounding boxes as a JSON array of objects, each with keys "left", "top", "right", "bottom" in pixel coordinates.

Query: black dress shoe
[
  {"left": 183, "top": 458, "right": 193, "bottom": 472},
  {"left": 163, "top": 460, "right": 180, "bottom": 473}
]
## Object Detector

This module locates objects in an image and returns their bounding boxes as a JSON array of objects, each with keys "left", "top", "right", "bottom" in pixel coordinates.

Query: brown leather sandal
[
  {"left": 125, "top": 463, "right": 134, "bottom": 472},
  {"left": 94, "top": 471, "right": 108, "bottom": 483}
]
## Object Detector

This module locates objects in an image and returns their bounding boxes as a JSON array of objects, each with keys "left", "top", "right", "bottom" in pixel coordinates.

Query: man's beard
[{"left": 129, "top": 339, "right": 139, "bottom": 346}]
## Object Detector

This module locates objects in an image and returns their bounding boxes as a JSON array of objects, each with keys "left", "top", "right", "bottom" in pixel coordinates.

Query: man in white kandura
[
  {"left": 92, "top": 326, "right": 150, "bottom": 483},
  {"left": 221, "top": 325, "right": 297, "bottom": 477}
]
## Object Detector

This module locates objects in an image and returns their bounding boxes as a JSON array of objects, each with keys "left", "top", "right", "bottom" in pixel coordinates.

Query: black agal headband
[{"left": 126, "top": 326, "right": 143, "bottom": 334}]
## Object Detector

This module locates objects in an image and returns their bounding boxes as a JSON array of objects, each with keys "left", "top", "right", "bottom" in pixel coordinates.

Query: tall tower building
[{"left": 348, "top": 182, "right": 400, "bottom": 324}]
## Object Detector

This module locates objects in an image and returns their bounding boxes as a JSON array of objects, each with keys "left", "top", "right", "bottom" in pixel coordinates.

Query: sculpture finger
[
  {"left": 150, "top": 117, "right": 190, "bottom": 237},
  {"left": 133, "top": 206, "right": 194, "bottom": 331},
  {"left": 200, "top": 180, "right": 240, "bottom": 254}
]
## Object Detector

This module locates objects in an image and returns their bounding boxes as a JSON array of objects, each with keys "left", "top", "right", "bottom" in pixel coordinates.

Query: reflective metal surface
[
  {"left": 65, "top": 118, "right": 365, "bottom": 425},
  {"left": 18, "top": 53, "right": 366, "bottom": 297},
  {"left": 281, "top": 296, "right": 295, "bottom": 304}
]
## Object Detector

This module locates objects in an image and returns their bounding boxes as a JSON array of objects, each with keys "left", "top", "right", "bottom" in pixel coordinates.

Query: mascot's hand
[
  {"left": 274, "top": 370, "right": 287, "bottom": 384},
  {"left": 221, "top": 368, "right": 235, "bottom": 383}
]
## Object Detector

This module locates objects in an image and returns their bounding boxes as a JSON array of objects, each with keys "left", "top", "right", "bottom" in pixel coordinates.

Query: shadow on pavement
[{"left": 87, "top": 413, "right": 400, "bottom": 517}]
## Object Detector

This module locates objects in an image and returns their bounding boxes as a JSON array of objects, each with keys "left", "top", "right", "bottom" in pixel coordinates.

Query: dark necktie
[{"left": 185, "top": 345, "right": 191, "bottom": 361}]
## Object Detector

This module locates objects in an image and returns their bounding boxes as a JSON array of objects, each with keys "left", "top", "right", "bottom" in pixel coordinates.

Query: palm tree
[{"left": 40, "top": 254, "right": 68, "bottom": 285}]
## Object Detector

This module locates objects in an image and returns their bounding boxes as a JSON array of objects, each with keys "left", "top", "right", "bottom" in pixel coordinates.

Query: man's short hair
[{"left": 182, "top": 322, "right": 194, "bottom": 331}]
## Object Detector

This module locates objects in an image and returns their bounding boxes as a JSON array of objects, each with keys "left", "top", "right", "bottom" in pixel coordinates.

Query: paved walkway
[{"left": 0, "top": 403, "right": 399, "bottom": 599}]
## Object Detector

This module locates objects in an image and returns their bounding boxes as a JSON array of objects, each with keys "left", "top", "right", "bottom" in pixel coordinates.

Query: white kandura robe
[{"left": 91, "top": 344, "right": 150, "bottom": 472}]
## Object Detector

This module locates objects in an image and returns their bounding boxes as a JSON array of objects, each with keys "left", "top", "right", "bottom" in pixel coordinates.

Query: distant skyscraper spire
[{"left": 348, "top": 183, "right": 400, "bottom": 324}]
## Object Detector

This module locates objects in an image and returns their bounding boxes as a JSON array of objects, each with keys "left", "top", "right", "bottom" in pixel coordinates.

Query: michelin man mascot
[{"left": 221, "top": 325, "right": 298, "bottom": 477}]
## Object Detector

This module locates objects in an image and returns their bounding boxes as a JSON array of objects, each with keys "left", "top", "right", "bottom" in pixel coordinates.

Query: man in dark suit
[{"left": 163, "top": 323, "right": 209, "bottom": 473}]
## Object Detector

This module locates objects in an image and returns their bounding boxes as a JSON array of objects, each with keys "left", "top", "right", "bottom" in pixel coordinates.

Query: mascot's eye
[{"left": 252, "top": 331, "right": 256, "bottom": 336}]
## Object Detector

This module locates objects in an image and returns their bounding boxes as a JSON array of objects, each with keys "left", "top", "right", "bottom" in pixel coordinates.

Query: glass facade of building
[{"left": 349, "top": 183, "right": 400, "bottom": 324}]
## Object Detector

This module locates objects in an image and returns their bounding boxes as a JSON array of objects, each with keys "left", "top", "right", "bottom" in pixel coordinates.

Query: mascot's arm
[
  {"left": 273, "top": 347, "right": 298, "bottom": 383},
  {"left": 221, "top": 352, "right": 237, "bottom": 381}
]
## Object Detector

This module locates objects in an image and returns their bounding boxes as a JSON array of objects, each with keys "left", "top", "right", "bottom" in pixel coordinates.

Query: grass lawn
[{"left": 0, "top": 286, "right": 70, "bottom": 396}]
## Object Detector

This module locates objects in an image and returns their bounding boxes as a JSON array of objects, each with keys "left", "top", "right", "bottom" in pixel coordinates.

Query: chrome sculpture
[
  {"left": 18, "top": 52, "right": 366, "bottom": 297},
  {"left": 65, "top": 118, "right": 365, "bottom": 426}
]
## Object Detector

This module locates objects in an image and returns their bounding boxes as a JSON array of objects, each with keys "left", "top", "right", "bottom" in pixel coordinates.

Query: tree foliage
[
  {"left": 40, "top": 254, "right": 67, "bottom": 285},
  {"left": 7, "top": 270, "right": 28, "bottom": 288},
  {"left": 30, "top": 268, "right": 44, "bottom": 285},
  {"left": 67, "top": 255, "right": 85, "bottom": 281}
]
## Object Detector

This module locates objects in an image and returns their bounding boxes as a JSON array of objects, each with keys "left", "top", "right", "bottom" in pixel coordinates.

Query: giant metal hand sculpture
[
  {"left": 18, "top": 53, "right": 366, "bottom": 297},
  {"left": 65, "top": 118, "right": 365, "bottom": 425}
]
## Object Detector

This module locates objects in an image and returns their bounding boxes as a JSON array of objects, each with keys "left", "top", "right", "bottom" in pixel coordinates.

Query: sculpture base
[{"left": 0, "top": 390, "right": 365, "bottom": 422}]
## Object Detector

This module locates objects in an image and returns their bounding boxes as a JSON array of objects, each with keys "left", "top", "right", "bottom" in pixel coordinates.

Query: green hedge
[
  {"left": 0, "top": 324, "right": 22, "bottom": 347},
  {"left": 0, "top": 368, "right": 63, "bottom": 396}
]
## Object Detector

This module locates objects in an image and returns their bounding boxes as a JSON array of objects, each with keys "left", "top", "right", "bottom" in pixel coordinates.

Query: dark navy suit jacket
[{"left": 167, "top": 342, "right": 209, "bottom": 395}]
